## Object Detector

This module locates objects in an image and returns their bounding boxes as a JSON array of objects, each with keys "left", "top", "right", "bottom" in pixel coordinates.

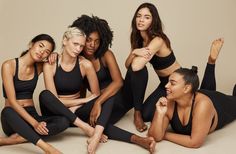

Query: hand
[
  {"left": 47, "top": 52, "right": 58, "bottom": 64},
  {"left": 90, "top": 103, "right": 101, "bottom": 127},
  {"left": 132, "top": 47, "right": 151, "bottom": 59},
  {"left": 33, "top": 121, "right": 49, "bottom": 135},
  {"left": 156, "top": 97, "right": 168, "bottom": 115}
]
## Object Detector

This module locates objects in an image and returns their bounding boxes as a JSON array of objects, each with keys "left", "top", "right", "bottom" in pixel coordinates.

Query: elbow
[
  {"left": 188, "top": 140, "right": 203, "bottom": 148},
  {"left": 131, "top": 62, "right": 143, "bottom": 72},
  {"left": 117, "top": 79, "right": 123, "bottom": 89},
  {"left": 148, "top": 130, "right": 163, "bottom": 142}
]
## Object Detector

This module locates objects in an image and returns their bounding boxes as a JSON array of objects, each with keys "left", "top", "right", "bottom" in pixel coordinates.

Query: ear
[
  {"left": 184, "top": 84, "right": 192, "bottom": 93},
  {"left": 62, "top": 37, "right": 68, "bottom": 46}
]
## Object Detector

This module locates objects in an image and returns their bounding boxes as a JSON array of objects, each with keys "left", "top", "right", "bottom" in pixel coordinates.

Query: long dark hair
[
  {"left": 70, "top": 15, "right": 113, "bottom": 58},
  {"left": 20, "top": 34, "right": 55, "bottom": 57},
  {"left": 174, "top": 66, "right": 199, "bottom": 93},
  {"left": 130, "top": 3, "right": 172, "bottom": 50}
]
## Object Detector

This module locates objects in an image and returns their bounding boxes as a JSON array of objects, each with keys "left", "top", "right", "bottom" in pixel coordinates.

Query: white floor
[{"left": 1, "top": 109, "right": 236, "bottom": 154}]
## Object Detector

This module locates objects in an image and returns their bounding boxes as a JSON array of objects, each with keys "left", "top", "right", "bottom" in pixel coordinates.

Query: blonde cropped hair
[{"left": 63, "top": 27, "right": 86, "bottom": 40}]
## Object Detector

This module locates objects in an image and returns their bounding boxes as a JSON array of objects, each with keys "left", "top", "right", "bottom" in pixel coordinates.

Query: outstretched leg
[{"left": 200, "top": 38, "right": 224, "bottom": 90}]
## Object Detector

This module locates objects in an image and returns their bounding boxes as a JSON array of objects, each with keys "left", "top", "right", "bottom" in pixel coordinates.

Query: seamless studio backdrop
[{"left": 0, "top": 0, "right": 236, "bottom": 154}]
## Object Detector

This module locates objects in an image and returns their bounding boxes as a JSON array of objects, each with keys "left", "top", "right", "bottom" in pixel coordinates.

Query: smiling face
[
  {"left": 63, "top": 35, "right": 86, "bottom": 58},
  {"left": 136, "top": 7, "right": 153, "bottom": 31},
  {"left": 165, "top": 72, "right": 191, "bottom": 100},
  {"left": 29, "top": 40, "right": 53, "bottom": 62},
  {"left": 83, "top": 31, "right": 100, "bottom": 57}
]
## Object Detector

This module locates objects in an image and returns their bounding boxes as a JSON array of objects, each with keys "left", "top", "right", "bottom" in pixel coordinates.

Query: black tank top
[
  {"left": 2, "top": 58, "right": 38, "bottom": 99},
  {"left": 170, "top": 96, "right": 195, "bottom": 135},
  {"left": 149, "top": 52, "right": 176, "bottom": 70},
  {"left": 54, "top": 57, "right": 83, "bottom": 95},
  {"left": 85, "top": 58, "right": 112, "bottom": 91}
]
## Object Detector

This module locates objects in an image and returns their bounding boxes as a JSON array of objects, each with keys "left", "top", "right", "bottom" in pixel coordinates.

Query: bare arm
[
  {"left": 131, "top": 37, "right": 164, "bottom": 71},
  {"left": 164, "top": 99, "right": 215, "bottom": 148},
  {"left": 148, "top": 97, "right": 171, "bottom": 141},
  {"left": 2, "top": 60, "right": 48, "bottom": 135},
  {"left": 95, "top": 51, "right": 123, "bottom": 105}
]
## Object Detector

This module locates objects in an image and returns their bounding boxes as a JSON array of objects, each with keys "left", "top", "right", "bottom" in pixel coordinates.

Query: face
[
  {"left": 29, "top": 40, "right": 53, "bottom": 62},
  {"left": 165, "top": 72, "right": 190, "bottom": 100},
  {"left": 63, "top": 35, "right": 86, "bottom": 58},
  {"left": 136, "top": 7, "right": 152, "bottom": 31},
  {"left": 83, "top": 31, "right": 100, "bottom": 57}
]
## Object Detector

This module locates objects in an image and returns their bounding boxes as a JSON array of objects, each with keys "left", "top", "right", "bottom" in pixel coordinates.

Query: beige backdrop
[{"left": 1, "top": 0, "right": 236, "bottom": 111}]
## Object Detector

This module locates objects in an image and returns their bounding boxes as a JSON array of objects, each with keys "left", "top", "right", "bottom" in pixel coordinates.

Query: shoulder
[
  {"left": 151, "top": 36, "right": 164, "bottom": 44},
  {"left": 2, "top": 59, "right": 15, "bottom": 73},
  {"left": 194, "top": 93, "right": 214, "bottom": 114},
  {"left": 79, "top": 56, "right": 93, "bottom": 69},
  {"left": 103, "top": 50, "right": 116, "bottom": 62}
]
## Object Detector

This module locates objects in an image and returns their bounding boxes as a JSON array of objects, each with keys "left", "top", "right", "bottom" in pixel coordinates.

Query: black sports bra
[
  {"left": 149, "top": 52, "right": 176, "bottom": 70},
  {"left": 2, "top": 58, "right": 38, "bottom": 100},
  {"left": 54, "top": 57, "right": 83, "bottom": 95}
]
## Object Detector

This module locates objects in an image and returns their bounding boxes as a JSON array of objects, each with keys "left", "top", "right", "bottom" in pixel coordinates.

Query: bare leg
[
  {"left": 87, "top": 125, "right": 104, "bottom": 154},
  {"left": 0, "top": 133, "right": 26, "bottom": 145},
  {"left": 73, "top": 117, "right": 94, "bottom": 137},
  {"left": 36, "top": 139, "right": 62, "bottom": 154},
  {"left": 131, "top": 135, "right": 156, "bottom": 154},
  {"left": 134, "top": 110, "right": 147, "bottom": 132},
  {"left": 208, "top": 38, "right": 224, "bottom": 64}
]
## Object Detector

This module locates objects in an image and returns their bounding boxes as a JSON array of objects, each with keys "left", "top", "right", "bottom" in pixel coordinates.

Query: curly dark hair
[{"left": 70, "top": 15, "right": 113, "bottom": 58}]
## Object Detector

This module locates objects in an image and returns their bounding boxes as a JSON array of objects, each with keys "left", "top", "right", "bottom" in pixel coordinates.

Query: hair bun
[{"left": 191, "top": 66, "right": 198, "bottom": 74}]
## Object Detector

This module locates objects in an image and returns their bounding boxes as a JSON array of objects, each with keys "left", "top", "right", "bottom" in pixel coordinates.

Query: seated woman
[
  {"left": 1, "top": 34, "right": 69, "bottom": 154},
  {"left": 39, "top": 27, "right": 112, "bottom": 153},
  {"left": 148, "top": 39, "right": 236, "bottom": 148},
  {"left": 125, "top": 2, "right": 181, "bottom": 132},
  {"left": 70, "top": 15, "right": 156, "bottom": 153}
]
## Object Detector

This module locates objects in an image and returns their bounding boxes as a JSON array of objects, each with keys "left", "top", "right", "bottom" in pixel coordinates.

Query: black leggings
[
  {"left": 39, "top": 90, "right": 114, "bottom": 128},
  {"left": 126, "top": 63, "right": 216, "bottom": 122},
  {"left": 1, "top": 106, "right": 69, "bottom": 145}
]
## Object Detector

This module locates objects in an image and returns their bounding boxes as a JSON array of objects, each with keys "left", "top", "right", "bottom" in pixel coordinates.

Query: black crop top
[
  {"left": 149, "top": 52, "right": 176, "bottom": 70},
  {"left": 2, "top": 58, "right": 38, "bottom": 100},
  {"left": 54, "top": 57, "right": 83, "bottom": 95}
]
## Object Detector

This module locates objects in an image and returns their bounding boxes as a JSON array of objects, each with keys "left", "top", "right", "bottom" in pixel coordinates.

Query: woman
[
  {"left": 125, "top": 2, "right": 182, "bottom": 132},
  {"left": 1, "top": 34, "right": 69, "bottom": 154},
  {"left": 39, "top": 27, "right": 112, "bottom": 154},
  {"left": 148, "top": 40, "right": 236, "bottom": 148},
  {"left": 70, "top": 15, "right": 156, "bottom": 153}
]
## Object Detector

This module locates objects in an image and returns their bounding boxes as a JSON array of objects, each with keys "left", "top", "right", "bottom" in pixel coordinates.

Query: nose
[
  {"left": 165, "top": 82, "right": 170, "bottom": 89},
  {"left": 90, "top": 41, "right": 95, "bottom": 48}
]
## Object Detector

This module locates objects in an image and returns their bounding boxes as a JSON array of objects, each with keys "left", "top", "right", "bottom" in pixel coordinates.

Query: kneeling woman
[{"left": 148, "top": 66, "right": 236, "bottom": 148}]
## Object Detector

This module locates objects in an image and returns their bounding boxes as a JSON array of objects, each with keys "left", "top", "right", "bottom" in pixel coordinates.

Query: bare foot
[
  {"left": 45, "top": 144, "right": 62, "bottom": 154},
  {"left": 208, "top": 38, "right": 224, "bottom": 64},
  {"left": 87, "top": 133, "right": 102, "bottom": 154},
  {"left": 134, "top": 111, "right": 147, "bottom": 132},
  {"left": 0, "top": 134, "right": 26, "bottom": 145},
  {"left": 82, "top": 123, "right": 95, "bottom": 137},
  {"left": 131, "top": 135, "right": 156, "bottom": 153}
]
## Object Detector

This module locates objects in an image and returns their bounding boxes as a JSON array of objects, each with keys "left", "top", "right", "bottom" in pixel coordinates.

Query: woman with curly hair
[{"left": 71, "top": 15, "right": 156, "bottom": 154}]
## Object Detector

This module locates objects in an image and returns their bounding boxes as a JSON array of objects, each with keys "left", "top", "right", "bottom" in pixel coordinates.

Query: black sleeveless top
[
  {"left": 85, "top": 58, "right": 112, "bottom": 91},
  {"left": 54, "top": 57, "right": 83, "bottom": 95},
  {"left": 170, "top": 96, "right": 195, "bottom": 135},
  {"left": 149, "top": 52, "right": 176, "bottom": 70},
  {"left": 2, "top": 58, "right": 38, "bottom": 99}
]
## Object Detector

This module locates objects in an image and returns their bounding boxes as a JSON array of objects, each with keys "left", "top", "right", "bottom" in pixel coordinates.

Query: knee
[
  {"left": 39, "top": 90, "right": 52, "bottom": 103},
  {"left": 1, "top": 107, "right": 15, "bottom": 117},
  {"left": 59, "top": 117, "right": 70, "bottom": 129}
]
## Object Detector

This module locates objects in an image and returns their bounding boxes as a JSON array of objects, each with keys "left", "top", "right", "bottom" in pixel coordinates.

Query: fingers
[
  {"left": 90, "top": 113, "right": 96, "bottom": 127},
  {"left": 35, "top": 122, "right": 49, "bottom": 135}
]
